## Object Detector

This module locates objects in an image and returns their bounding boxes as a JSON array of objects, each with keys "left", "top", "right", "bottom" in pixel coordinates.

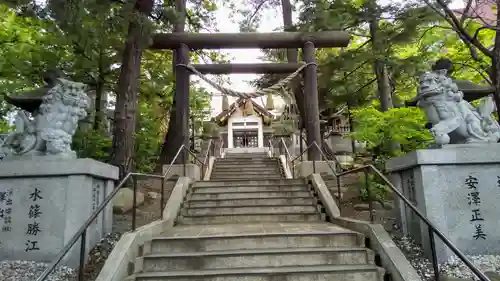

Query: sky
[{"left": 202, "top": 0, "right": 466, "bottom": 116}]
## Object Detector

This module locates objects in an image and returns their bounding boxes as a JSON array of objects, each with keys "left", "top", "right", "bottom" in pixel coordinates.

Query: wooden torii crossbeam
[
  {"left": 149, "top": 31, "right": 350, "bottom": 160},
  {"left": 150, "top": 31, "right": 350, "bottom": 49}
]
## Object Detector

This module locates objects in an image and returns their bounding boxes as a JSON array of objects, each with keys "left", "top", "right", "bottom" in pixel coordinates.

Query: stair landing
[{"left": 161, "top": 221, "right": 359, "bottom": 237}]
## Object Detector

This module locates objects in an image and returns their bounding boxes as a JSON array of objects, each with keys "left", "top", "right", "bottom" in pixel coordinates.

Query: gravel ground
[
  {"left": 391, "top": 230, "right": 500, "bottom": 281},
  {"left": 391, "top": 234, "right": 435, "bottom": 280},
  {"left": 0, "top": 260, "right": 76, "bottom": 281},
  {"left": 1, "top": 179, "right": 174, "bottom": 281},
  {"left": 340, "top": 184, "right": 500, "bottom": 281}
]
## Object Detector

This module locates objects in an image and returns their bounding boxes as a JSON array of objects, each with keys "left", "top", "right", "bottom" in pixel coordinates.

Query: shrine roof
[{"left": 215, "top": 97, "right": 274, "bottom": 120}]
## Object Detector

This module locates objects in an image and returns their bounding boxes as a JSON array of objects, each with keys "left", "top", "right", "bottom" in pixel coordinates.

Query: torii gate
[{"left": 148, "top": 31, "right": 350, "bottom": 160}]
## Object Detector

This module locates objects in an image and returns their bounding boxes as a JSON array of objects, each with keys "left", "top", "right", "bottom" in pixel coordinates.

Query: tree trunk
[
  {"left": 93, "top": 51, "right": 105, "bottom": 130},
  {"left": 491, "top": 0, "right": 500, "bottom": 120},
  {"left": 281, "top": 0, "right": 306, "bottom": 130},
  {"left": 373, "top": 60, "right": 393, "bottom": 111},
  {"left": 156, "top": 0, "right": 187, "bottom": 170},
  {"left": 368, "top": 2, "right": 399, "bottom": 156},
  {"left": 111, "top": 0, "right": 153, "bottom": 179},
  {"left": 369, "top": 13, "right": 393, "bottom": 112}
]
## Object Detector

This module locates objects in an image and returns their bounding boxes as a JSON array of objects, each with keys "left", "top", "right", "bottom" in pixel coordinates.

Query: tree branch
[
  {"left": 246, "top": 0, "right": 271, "bottom": 27},
  {"left": 454, "top": 61, "right": 492, "bottom": 84},
  {"left": 459, "top": 0, "right": 474, "bottom": 26},
  {"left": 433, "top": 0, "right": 493, "bottom": 57}
]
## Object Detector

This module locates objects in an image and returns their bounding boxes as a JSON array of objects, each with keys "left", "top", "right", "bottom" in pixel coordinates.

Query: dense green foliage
[
  {"left": 245, "top": 0, "right": 495, "bottom": 162},
  {"left": 0, "top": 1, "right": 218, "bottom": 172}
]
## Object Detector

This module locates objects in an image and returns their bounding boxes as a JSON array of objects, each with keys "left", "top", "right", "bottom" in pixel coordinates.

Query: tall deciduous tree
[
  {"left": 280, "top": 0, "right": 306, "bottom": 129},
  {"left": 157, "top": 0, "right": 227, "bottom": 167},
  {"left": 111, "top": 0, "right": 154, "bottom": 178},
  {"left": 157, "top": 0, "right": 187, "bottom": 166}
]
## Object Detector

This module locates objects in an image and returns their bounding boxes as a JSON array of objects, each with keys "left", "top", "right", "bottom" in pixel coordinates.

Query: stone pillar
[
  {"left": 386, "top": 144, "right": 500, "bottom": 263},
  {"left": 0, "top": 158, "right": 118, "bottom": 268}
]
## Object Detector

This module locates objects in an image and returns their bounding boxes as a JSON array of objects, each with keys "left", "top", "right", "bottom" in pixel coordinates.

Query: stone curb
[
  {"left": 94, "top": 177, "right": 191, "bottom": 281},
  {"left": 308, "top": 173, "right": 423, "bottom": 281}
]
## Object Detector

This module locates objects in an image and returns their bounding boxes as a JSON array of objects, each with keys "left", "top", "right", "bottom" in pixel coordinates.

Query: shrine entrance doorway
[{"left": 233, "top": 129, "right": 259, "bottom": 148}]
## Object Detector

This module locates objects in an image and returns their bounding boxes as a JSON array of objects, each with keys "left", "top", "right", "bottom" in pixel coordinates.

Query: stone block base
[
  {"left": 0, "top": 158, "right": 118, "bottom": 268},
  {"left": 386, "top": 144, "right": 500, "bottom": 263},
  {"left": 162, "top": 164, "right": 200, "bottom": 181},
  {"left": 294, "top": 161, "right": 338, "bottom": 178}
]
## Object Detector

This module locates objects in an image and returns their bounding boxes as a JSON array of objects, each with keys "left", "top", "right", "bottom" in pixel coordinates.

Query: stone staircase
[{"left": 132, "top": 152, "right": 385, "bottom": 281}]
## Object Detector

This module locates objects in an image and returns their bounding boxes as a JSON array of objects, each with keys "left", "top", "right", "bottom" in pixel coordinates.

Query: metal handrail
[
  {"left": 268, "top": 139, "right": 274, "bottom": 156},
  {"left": 204, "top": 139, "right": 213, "bottom": 162},
  {"left": 278, "top": 138, "right": 294, "bottom": 177},
  {"left": 219, "top": 138, "right": 224, "bottom": 157},
  {"left": 279, "top": 139, "right": 490, "bottom": 281},
  {"left": 200, "top": 139, "right": 213, "bottom": 176},
  {"left": 36, "top": 144, "right": 208, "bottom": 281},
  {"left": 280, "top": 137, "right": 292, "bottom": 161}
]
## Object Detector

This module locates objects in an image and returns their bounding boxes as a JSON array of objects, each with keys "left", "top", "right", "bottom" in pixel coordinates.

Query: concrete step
[
  {"left": 184, "top": 197, "right": 317, "bottom": 208},
  {"left": 210, "top": 175, "right": 283, "bottom": 180},
  {"left": 135, "top": 264, "right": 384, "bottom": 281},
  {"left": 219, "top": 155, "right": 273, "bottom": 158},
  {"left": 182, "top": 205, "right": 317, "bottom": 216},
  {"left": 149, "top": 232, "right": 364, "bottom": 253},
  {"left": 225, "top": 153, "right": 269, "bottom": 156},
  {"left": 226, "top": 152, "right": 269, "bottom": 158},
  {"left": 193, "top": 179, "right": 304, "bottom": 187},
  {"left": 192, "top": 185, "right": 309, "bottom": 193},
  {"left": 211, "top": 170, "right": 280, "bottom": 176},
  {"left": 223, "top": 156, "right": 270, "bottom": 160},
  {"left": 213, "top": 167, "right": 279, "bottom": 170},
  {"left": 189, "top": 191, "right": 312, "bottom": 200},
  {"left": 215, "top": 163, "right": 277, "bottom": 167},
  {"left": 214, "top": 163, "right": 278, "bottom": 167},
  {"left": 178, "top": 213, "right": 323, "bottom": 224},
  {"left": 141, "top": 247, "right": 374, "bottom": 271},
  {"left": 212, "top": 167, "right": 280, "bottom": 173},
  {"left": 216, "top": 160, "right": 276, "bottom": 164}
]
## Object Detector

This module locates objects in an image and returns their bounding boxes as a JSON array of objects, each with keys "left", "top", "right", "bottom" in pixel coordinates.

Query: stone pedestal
[
  {"left": 294, "top": 161, "right": 338, "bottom": 178},
  {"left": 163, "top": 164, "right": 200, "bottom": 182},
  {"left": 386, "top": 144, "right": 500, "bottom": 263},
  {"left": 0, "top": 158, "right": 118, "bottom": 268},
  {"left": 327, "top": 133, "right": 353, "bottom": 154}
]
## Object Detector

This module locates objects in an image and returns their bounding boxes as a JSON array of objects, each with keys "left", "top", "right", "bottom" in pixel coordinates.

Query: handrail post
[
  {"left": 132, "top": 176, "right": 138, "bottom": 231},
  {"left": 78, "top": 230, "right": 87, "bottom": 281},
  {"left": 299, "top": 130, "right": 303, "bottom": 161},
  {"left": 336, "top": 176, "right": 342, "bottom": 213},
  {"left": 429, "top": 228, "right": 440, "bottom": 281},
  {"left": 183, "top": 147, "right": 187, "bottom": 177},
  {"left": 364, "top": 168, "right": 374, "bottom": 223},
  {"left": 160, "top": 176, "right": 165, "bottom": 216}
]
